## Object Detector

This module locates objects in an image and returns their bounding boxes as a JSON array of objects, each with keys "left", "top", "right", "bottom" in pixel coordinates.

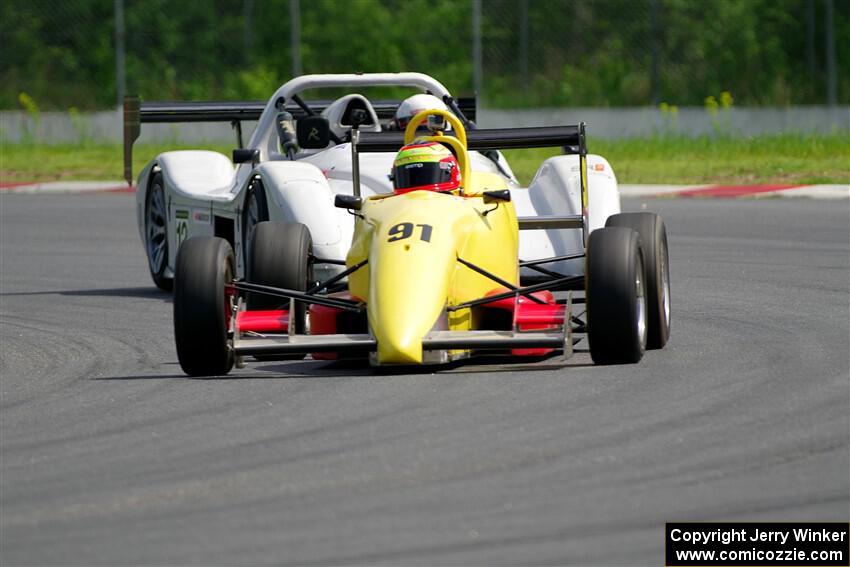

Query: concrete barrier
[
  {"left": 479, "top": 106, "right": 850, "bottom": 137},
  {"left": 1, "top": 106, "right": 847, "bottom": 144}
]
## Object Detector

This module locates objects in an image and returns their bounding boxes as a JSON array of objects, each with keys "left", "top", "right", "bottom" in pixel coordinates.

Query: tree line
[{"left": 1, "top": 0, "right": 846, "bottom": 110}]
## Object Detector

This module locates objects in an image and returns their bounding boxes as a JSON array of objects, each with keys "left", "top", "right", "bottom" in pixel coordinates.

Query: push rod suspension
[
  {"left": 311, "top": 256, "right": 346, "bottom": 265},
  {"left": 456, "top": 256, "right": 545, "bottom": 304},
  {"left": 447, "top": 275, "right": 584, "bottom": 312},
  {"left": 306, "top": 258, "right": 368, "bottom": 295},
  {"left": 230, "top": 281, "right": 363, "bottom": 312},
  {"left": 519, "top": 252, "right": 585, "bottom": 268},
  {"left": 520, "top": 262, "right": 567, "bottom": 280}
]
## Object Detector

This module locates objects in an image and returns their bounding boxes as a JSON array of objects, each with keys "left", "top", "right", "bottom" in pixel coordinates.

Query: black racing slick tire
[
  {"left": 247, "top": 221, "right": 313, "bottom": 335},
  {"left": 173, "top": 237, "right": 235, "bottom": 377},
  {"left": 585, "top": 227, "right": 647, "bottom": 365},
  {"left": 241, "top": 180, "right": 269, "bottom": 272},
  {"left": 144, "top": 172, "right": 172, "bottom": 291},
  {"left": 606, "top": 212, "right": 671, "bottom": 349}
]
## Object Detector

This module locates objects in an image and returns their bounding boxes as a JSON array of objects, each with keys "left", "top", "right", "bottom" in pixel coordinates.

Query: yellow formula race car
[{"left": 173, "top": 110, "right": 670, "bottom": 375}]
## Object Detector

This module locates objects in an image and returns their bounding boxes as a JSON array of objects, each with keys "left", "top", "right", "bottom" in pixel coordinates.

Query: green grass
[
  {"left": 1, "top": 134, "right": 847, "bottom": 185},
  {"left": 506, "top": 133, "right": 849, "bottom": 185},
  {"left": 0, "top": 142, "right": 233, "bottom": 183}
]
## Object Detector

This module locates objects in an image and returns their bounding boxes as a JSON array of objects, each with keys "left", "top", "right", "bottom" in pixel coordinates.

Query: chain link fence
[{"left": 1, "top": 0, "right": 846, "bottom": 111}]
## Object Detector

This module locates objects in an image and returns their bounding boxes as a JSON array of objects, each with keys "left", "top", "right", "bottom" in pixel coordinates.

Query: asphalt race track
[{"left": 1, "top": 193, "right": 848, "bottom": 565}]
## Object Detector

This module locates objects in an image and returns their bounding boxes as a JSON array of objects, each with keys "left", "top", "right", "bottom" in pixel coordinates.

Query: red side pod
[
  {"left": 309, "top": 304, "right": 338, "bottom": 334},
  {"left": 236, "top": 310, "right": 289, "bottom": 333},
  {"left": 309, "top": 304, "right": 340, "bottom": 360},
  {"left": 481, "top": 290, "right": 566, "bottom": 356},
  {"left": 516, "top": 303, "right": 566, "bottom": 326}
]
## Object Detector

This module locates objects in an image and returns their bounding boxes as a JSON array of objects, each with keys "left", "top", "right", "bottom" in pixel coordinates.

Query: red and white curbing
[
  {"left": 1, "top": 180, "right": 847, "bottom": 199},
  {"left": 0, "top": 180, "right": 134, "bottom": 194},
  {"left": 619, "top": 183, "right": 849, "bottom": 199}
]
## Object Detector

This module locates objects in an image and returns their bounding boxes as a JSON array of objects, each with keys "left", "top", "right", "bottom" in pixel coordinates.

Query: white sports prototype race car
[{"left": 124, "top": 72, "right": 671, "bottom": 365}]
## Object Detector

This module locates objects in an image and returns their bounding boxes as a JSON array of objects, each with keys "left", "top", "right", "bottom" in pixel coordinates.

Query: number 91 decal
[{"left": 388, "top": 222, "right": 433, "bottom": 243}]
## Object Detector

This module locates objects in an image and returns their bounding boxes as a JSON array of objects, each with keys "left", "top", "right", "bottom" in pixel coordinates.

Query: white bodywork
[{"left": 135, "top": 72, "right": 620, "bottom": 284}]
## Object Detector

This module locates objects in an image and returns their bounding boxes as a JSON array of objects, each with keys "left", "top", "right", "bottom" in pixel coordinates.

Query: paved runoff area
[{"left": 1, "top": 180, "right": 848, "bottom": 198}]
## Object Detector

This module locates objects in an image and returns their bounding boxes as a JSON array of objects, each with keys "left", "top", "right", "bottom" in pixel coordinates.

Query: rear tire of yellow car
[
  {"left": 173, "top": 237, "right": 235, "bottom": 377},
  {"left": 247, "top": 221, "right": 313, "bottom": 360},
  {"left": 586, "top": 227, "right": 647, "bottom": 365},
  {"left": 241, "top": 181, "right": 269, "bottom": 273},
  {"left": 606, "top": 212, "right": 671, "bottom": 349}
]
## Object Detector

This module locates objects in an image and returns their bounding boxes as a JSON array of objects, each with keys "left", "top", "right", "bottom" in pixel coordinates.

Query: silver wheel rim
[
  {"left": 636, "top": 255, "right": 647, "bottom": 349},
  {"left": 661, "top": 246, "right": 671, "bottom": 327},
  {"left": 225, "top": 262, "right": 235, "bottom": 332},
  {"left": 224, "top": 260, "right": 236, "bottom": 364},
  {"left": 145, "top": 181, "right": 168, "bottom": 276}
]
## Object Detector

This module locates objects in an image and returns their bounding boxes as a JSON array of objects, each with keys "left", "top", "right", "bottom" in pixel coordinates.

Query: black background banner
[{"left": 666, "top": 523, "right": 849, "bottom": 566}]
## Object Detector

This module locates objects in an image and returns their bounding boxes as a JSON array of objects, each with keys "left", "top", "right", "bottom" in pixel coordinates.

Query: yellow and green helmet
[{"left": 391, "top": 141, "right": 461, "bottom": 194}]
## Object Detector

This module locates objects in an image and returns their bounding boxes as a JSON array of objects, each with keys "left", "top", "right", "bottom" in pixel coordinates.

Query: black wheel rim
[
  {"left": 243, "top": 190, "right": 262, "bottom": 265},
  {"left": 146, "top": 180, "right": 168, "bottom": 276}
]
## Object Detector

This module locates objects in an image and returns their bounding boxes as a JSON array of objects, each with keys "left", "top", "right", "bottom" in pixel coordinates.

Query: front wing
[{"left": 233, "top": 329, "right": 572, "bottom": 360}]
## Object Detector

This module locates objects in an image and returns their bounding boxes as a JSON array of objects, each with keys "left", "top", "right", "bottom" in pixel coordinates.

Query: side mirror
[
  {"left": 334, "top": 194, "right": 363, "bottom": 211},
  {"left": 483, "top": 189, "right": 511, "bottom": 204},
  {"left": 297, "top": 116, "right": 331, "bottom": 149},
  {"left": 233, "top": 148, "right": 260, "bottom": 165}
]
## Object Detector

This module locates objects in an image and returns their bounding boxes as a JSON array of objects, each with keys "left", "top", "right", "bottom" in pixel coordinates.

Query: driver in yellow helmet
[{"left": 390, "top": 141, "right": 462, "bottom": 195}]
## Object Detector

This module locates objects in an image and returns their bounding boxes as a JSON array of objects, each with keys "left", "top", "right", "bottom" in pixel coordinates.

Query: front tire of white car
[{"left": 144, "top": 172, "right": 172, "bottom": 291}]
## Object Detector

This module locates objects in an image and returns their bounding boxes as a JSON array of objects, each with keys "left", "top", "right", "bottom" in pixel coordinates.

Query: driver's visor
[{"left": 393, "top": 161, "right": 454, "bottom": 191}]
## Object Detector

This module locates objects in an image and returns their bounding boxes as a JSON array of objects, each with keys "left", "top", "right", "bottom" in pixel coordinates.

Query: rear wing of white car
[{"left": 122, "top": 95, "right": 476, "bottom": 185}]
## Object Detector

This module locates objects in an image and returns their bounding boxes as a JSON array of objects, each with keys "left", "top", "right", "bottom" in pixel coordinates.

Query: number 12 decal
[
  {"left": 388, "top": 222, "right": 433, "bottom": 243},
  {"left": 176, "top": 220, "right": 188, "bottom": 246}
]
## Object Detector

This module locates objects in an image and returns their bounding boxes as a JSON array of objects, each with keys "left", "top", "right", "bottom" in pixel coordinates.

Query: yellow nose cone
[
  {"left": 369, "top": 252, "right": 452, "bottom": 364},
  {"left": 343, "top": 192, "right": 461, "bottom": 365},
  {"left": 346, "top": 188, "right": 518, "bottom": 366},
  {"left": 366, "top": 194, "right": 459, "bottom": 364}
]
